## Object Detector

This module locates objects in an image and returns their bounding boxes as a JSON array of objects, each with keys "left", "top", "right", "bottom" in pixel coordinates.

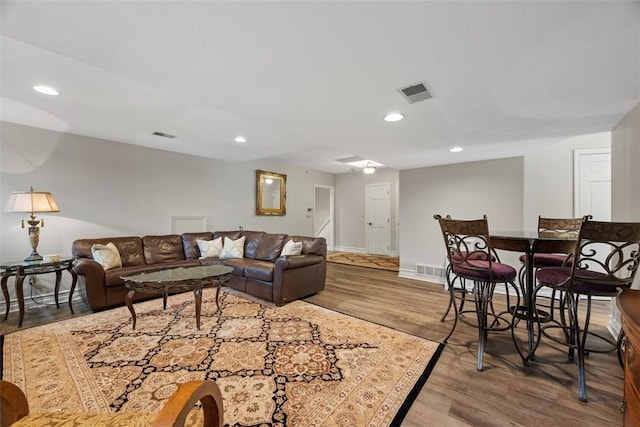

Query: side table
[{"left": 1, "top": 257, "right": 77, "bottom": 328}]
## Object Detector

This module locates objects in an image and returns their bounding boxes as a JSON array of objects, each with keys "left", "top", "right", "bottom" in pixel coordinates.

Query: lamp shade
[{"left": 4, "top": 189, "right": 60, "bottom": 213}]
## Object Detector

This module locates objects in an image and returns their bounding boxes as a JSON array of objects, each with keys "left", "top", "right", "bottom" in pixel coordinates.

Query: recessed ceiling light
[
  {"left": 234, "top": 136, "right": 247, "bottom": 143},
  {"left": 383, "top": 112, "right": 404, "bottom": 122},
  {"left": 33, "top": 85, "right": 60, "bottom": 96},
  {"left": 449, "top": 146, "right": 464, "bottom": 153}
]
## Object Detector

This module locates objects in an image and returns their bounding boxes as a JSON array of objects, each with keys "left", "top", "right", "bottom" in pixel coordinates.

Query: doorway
[
  {"left": 574, "top": 148, "right": 611, "bottom": 220},
  {"left": 366, "top": 183, "right": 390, "bottom": 255},
  {"left": 314, "top": 185, "right": 334, "bottom": 249}
]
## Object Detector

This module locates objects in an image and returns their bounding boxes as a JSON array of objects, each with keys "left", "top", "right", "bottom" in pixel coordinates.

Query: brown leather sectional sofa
[{"left": 71, "top": 230, "right": 326, "bottom": 311}]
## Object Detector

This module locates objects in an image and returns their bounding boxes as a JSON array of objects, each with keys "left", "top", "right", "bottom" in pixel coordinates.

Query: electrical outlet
[{"left": 29, "top": 276, "right": 36, "bottom": 286}]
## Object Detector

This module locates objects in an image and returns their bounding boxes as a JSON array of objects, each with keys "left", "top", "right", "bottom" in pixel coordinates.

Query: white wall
[
  {"left": 334, "top": 168, "right": 399, "bottom": 253},
  {"left": 399, "top": 156, "right": 524, "bottom": 281},
  {"left": 0, "top": 122, "right": 334, "bottom": 298},
  {"left": 612, "top": 102, "right": 640, "bottom": 289},
  {"left": 523, "top": 132, "right": 611, "bottom": 230}
]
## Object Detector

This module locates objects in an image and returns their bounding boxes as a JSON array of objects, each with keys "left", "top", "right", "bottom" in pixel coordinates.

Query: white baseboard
[{"left": 398, "top": 269, "right": 446, "bottom": 286}]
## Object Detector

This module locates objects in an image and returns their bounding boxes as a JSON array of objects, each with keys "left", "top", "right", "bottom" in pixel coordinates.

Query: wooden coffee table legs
[
  {"left": 125, "top": 289, "right": 138, "bottom": 330},
  {"left": 126, "top": 282, "right": 224, "bottom": 331}
]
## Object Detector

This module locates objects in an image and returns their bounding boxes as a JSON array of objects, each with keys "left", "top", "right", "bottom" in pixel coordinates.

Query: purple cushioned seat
[
  {"left": 452, "top": 260, "right": 517, "bottom": 281},
  {"left": 519, "top": 253, "right": 573, "bottom": 267},
  {"left": 536, "top": 267, "right": 624, "bottom": 295}
]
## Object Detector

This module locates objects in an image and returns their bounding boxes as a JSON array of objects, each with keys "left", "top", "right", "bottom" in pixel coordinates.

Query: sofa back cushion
[
  {"left": 240, "top": 231, "right": 266, "bottom": 259},
  {"left": 213, "top": 231, "right": 242, "bottom": 242},
  {"left": 142, "top": 234, "right": 185, "bottom": 264},
  {"left": 72, "top": 236, "right": 145, "bottom": 267},
  {"left": 181, "top": 232, "right": 214, "bottom": 259},
  {"left": 288, "top": 236, "right": 327, "bottom": 258},
  {"left": 254, "top": 233, "right": 288, "bottom": 262}
]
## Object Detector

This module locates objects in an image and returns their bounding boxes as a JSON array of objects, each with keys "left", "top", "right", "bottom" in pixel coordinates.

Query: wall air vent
[
  {"left": 399, "top": 82, "right": 433, "bottom": 104},
  {"left": 152, "top": 131, "right": 176, "bottom": 139}
]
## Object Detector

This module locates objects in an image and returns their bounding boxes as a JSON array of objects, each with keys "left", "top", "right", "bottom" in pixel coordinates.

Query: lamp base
[{"left": 24, "top": 252, "right": 43, "bottom": 262}]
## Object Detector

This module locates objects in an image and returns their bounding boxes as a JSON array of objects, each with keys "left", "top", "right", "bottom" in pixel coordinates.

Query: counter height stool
[
  {"left": 518, "top": 216, "right": 582, "bottom": 323},
  {"left": 536, "top": 216, "right": 640, "bottom": 402},
  {"left": 434, "top": 214, "right": 520, "bottom": 371}
]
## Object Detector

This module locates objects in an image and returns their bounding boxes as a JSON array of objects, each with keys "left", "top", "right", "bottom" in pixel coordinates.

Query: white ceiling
[{"left": 1, "top": 1, "right": 639, "bottom": 174}]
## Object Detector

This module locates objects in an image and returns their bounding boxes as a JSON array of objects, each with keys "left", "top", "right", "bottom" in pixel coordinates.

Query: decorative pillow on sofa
[
  {"left": 197, "top": 237, "right": 223, "bottom": 259},
  {"left": 220, "top": 236, "right": 246, "bottom": 259},
  {"left": 281, "top": 239, "right": 303, "bottom": 256},
  {"left": 91, "top": 242, "right": 122, "bottom": 270}
]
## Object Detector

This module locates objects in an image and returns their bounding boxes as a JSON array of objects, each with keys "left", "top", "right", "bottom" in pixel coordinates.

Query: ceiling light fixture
[
  {"left": 449, "top": 146, "right": 464, "bottom": 153},
  {"left": 363, "top": 162, "right": 376, "bottom": 174},
  {"left": 33, "top": 85, "right": 60, "bottom": 96},
  {"left": 234, "top": 136, "right": 247, "bottom": 143},
  {"left": 383, "top": 112, "right": 404, "bottom": 122}
]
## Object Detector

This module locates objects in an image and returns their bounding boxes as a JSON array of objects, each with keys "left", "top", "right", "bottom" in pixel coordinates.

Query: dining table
[{"left": 489, "top": 230, "right": 578, "bottom": 365}]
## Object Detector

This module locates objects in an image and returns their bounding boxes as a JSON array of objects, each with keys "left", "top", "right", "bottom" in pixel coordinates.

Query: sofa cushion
[
  {"left": 197, "top": 237, "right": 223, "bottom": 258},
  {"left": 182, "top": 232, "right": 214, "bottom": 259},
  {"left": 244, "top": 260, "right": 275, "bottom": 282},
  {"left": 220, "top": 258, "right": 254, "bottom": 276},
  {"left": 213, "top": 230, "right": 242, "bottom": 242},
  {"left": 220, "top": 236, "right": 246, "bottom": 259},
  {"left": 241, "top": 231, "right": 266, "bottom": 259},
  {"left": 91, "top": 242, "right": 122, "bottom": 270},
  {"left": 288, "top": 236, "right": 327, "bottom": 257},
  {"left": 143, "top": 235, "right": 186, "bottom": 264},
  {"left": 281, "top": 239, "right": 302, "bottom": 256},
  {"left": 254, "top": 233, "right": 288, "bottom": 262},
  {"left": 72, "top": 236, "right": 145, "bottom": 267},
  {"left": 105, "top": 265, "right": 162, "bottom": 287}
]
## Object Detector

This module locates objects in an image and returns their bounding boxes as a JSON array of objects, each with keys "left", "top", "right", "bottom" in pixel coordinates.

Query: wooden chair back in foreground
[{"left": 0, "top": 379, "right": 224, "bottom": 427}]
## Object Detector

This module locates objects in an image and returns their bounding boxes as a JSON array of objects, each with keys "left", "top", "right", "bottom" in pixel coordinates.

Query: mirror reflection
[{"left": 256, "top": 170, "right": 286, "bottom": 215}]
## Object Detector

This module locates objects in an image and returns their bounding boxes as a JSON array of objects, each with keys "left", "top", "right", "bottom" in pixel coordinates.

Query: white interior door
[
  {"left": 366, "top": 183, "right": 390, "bottom": 255},
  {"left": 574, "top": 149, "right": 611, "bottom": 220}
]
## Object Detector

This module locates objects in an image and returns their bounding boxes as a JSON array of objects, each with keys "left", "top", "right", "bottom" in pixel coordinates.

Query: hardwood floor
[
  {"left": 306, "top": 263, "right": 623, "bottom": 427},
  {"left": 1, "top": 262, "right": 623, "bottom": 426}
]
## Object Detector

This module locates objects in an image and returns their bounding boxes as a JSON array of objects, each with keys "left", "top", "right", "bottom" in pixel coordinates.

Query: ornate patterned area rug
[
  {"left": 2, "top": 290, "right": 442, "bottom": 426},
  {"left": 327, "top": 252, "right": 400, "bottom": 272}
]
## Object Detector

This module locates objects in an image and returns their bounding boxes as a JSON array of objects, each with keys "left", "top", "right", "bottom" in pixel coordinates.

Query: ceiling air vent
[
  {"left": 399, "top": 82, "right": 432, "bottom": 104},
  {"left": 152, "top": 131, "right": 176, "bottom": 139}
]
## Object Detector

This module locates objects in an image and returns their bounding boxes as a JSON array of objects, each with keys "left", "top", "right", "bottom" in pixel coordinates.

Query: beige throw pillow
[
  {"left": 197, "top": 237, "right": 223, "bottom": 259},
  {"left": 281, "top": 239, "right": 303, "bottom": 256},
  {"left": 220, "top": 236, "right": 246, "bottom": 259},
  {"left": 91, "top": 242, "right": 122, "bottom": 270}
]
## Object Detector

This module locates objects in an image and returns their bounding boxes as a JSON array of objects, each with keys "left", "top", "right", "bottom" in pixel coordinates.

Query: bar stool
[
  {"left": 434, "top": 214, "right": 520, "bottom": 371},
  {"left": 518, "top": 216, "right": 582, "bottom": 323},
  {"left": 536, "top": 216, "right": 640, "bottom": 401}
]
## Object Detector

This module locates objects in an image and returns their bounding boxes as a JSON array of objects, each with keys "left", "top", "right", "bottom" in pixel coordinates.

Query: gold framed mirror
[{"left": 256, "top": 170, "right": 286, "bottom": 216}]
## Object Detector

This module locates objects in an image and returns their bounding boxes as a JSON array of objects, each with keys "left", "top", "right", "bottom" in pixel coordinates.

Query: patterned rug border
[
  {"left": 327, "top": 252, "right": 400, "bottom": 272},
  {"left": 1, "top": 290, "right": 442, "bottom": 426}
]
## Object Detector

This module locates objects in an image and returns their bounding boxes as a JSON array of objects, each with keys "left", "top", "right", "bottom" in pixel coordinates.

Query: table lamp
[{"left": 4, "top": 187, "right": 60, "bottom": 261}]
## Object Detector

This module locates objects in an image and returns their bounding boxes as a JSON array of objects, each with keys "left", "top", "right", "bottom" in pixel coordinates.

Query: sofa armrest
[
  {"left": 273, "top": 255, "right": 326, "bottom": 305},
  {"left": 73, "top": 258, "right": 107, "bottom": 311},
  {"left": 274, "top": 255, "right": 324, "bottom": 270}
]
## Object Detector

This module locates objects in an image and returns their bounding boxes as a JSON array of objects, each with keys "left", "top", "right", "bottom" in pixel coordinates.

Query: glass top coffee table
[{"left": 121, "top": 264, "right": 233, "bottom": 330}]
